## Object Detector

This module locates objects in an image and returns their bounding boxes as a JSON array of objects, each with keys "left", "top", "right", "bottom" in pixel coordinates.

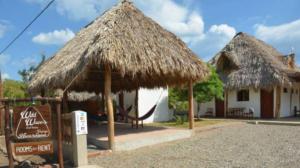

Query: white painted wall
[
  {"left": 227, "top": 88, "right": 261, "bottom": 117},
  {"left": 279, "top": 87, "right": 300, "bottom": 117},
  {"left": 121, "top": 88, "right": 170, "bottom": 123},
  {"left": 198, "top": 98, "right": 215, "bottom": 117}
]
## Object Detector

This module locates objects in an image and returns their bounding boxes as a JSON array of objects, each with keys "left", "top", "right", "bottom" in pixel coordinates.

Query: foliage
[
  {"left": 3, "top": 79, "right": 27, "bottom": 98},
  {"left": 168, "top": 65, "right": 223, "bottom": 111},
  {"left": 174, "top": 114, "right": 188, "bottom": 125},
  {"left": 18, "top": 54, "right": 46, "bottom": 84},
  {"left": 168, "top": 87, "right": 188, "bottom": 111},
  {"left": 193, "top": 65, "right": 224, "bottom": 103}
]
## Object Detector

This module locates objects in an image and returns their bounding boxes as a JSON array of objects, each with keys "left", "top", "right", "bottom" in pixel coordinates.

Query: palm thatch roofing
[
  {"left": 210, "top": 32, "right": 300, "bottom": 90},
  {"left": 28, "top": 0, "right": 209, "bottom": 94}
]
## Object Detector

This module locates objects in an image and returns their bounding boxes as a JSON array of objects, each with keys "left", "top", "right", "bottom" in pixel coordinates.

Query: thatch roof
[
  {"left": 54, "top": 90, "right": 100, "bottom": 102},
  {"left": 210, "top": 32, "right": 300, "bottom": 90},
  {"left": 28, "top": 0, "right": 209, "bottom": 94}
]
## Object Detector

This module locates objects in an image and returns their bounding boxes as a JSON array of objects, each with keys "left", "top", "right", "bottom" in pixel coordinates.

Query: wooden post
[
  {"left": 63, "top": 91, "right": 69, "bottom": 113},
  {"left": 135, "top": 89, "right": 139, "bottom": 129},
  {"left": 188, "top": 81, "right": 194, "bottom": 129},
  {"left": 224, "top": 90, "right": 228, "bottom": 118},
  {"left": 4, "top": 102, "right": 13, "bottom": 168},
  {"left": 275, "top": 86, "right": 281, "bottom": 118},
  {"left": 290, "top": 87, "right": 293, "bottom": 116},
  {"left": 40, "top": 89, "right": 45, "bottom": 105},
  {"left": 104, "top": 64, "right": 115, "bottom": 151},
  {"left": 56, "top": 102, "right": 64, "bottom": 168}
]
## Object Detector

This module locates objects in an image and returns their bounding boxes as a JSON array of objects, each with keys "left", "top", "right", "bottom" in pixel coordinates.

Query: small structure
[
  {"left": 199, "top": 32, "right": 300, "bottom": 119},
  {"left": 29, "top": 0, "right": 209, "bottom": 151}
]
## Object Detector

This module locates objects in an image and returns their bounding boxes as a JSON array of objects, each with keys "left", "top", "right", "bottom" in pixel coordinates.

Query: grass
[{"left": 147, "top": 119, "right": 228, "bottom": 128}]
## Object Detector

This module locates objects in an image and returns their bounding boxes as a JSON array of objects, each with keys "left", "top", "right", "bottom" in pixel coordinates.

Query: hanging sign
[
  {"left": 13, "top": 105, "right": 52, "bottom": 139},
  {"left": 13, "top": 141, "right": 53, "bottom": 155},
  {"left": 75, "top": 110, "right": 88, "bottom": 135}
]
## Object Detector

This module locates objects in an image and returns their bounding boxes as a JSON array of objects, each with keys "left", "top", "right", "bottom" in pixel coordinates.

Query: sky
[{"left": 0, "top": 0, "right": 299, "bottom": 80}]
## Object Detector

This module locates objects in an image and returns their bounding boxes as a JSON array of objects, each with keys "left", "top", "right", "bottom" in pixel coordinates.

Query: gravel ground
[{"left": 89, "top": 123, "right": 300, "bottom": 168}]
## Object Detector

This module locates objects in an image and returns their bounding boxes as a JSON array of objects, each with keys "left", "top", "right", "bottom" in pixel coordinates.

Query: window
[
  {"left": 283, "top": 88, "right": 288, "bottom": 93},
  {"left": 237, "top": 89, "right": 249, "bottom": 101}
]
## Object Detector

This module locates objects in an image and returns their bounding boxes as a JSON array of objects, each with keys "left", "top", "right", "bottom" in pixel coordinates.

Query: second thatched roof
[
  {"left": 29, "top": 0, "right": 209, "bottom": 93},
  {"left": 210, "top": 32, "right": 300, "bottom": 90}
]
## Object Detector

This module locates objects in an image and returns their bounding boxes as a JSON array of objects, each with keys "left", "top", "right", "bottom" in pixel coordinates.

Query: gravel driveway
[{"left": 89, "top": 123, "right": 300, "bottom": 168}]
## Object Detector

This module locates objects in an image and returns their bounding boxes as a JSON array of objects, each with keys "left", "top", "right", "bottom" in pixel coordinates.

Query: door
[
  {"left": 215, "top": 98, "right": 225, "bottom": 117},
  {"left": 261, "top": 89, "right": 274, "bottom": 118}
]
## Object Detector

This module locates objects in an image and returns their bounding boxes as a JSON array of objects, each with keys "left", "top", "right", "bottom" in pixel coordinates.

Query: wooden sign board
[
  {"left": 13, "top": 105, "right": 52, "bottom": 140},
  {"left": 13, "top": 141, "right": 53, "bottom": 155}
]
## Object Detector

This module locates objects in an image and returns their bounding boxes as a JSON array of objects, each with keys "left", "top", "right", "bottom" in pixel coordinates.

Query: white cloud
[
  {"left": 135, "top": 0, "right": 236, "bottom": 60},
  {"left": 26, "top": 0, "right": 236, "bottom": 59},
  {"left": 255, "top": 19, "right": 300, "bottom": 56},
  {"left": 135, "top": 0, "right": 204, "bottom": 40},
  {"left": 0, "top": 20, "right": 9, "bottom": 38},
  {"left": 2, "top": 73, "right": 10, "bottom": 80},
  {"left": 32, "top": 28, "right": 75, "bottom": 45},
  {"left": 189, "top": 24, "right": 236, "bottom": 60}
]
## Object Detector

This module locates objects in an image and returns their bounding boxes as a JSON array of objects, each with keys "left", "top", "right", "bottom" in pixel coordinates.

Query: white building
[{"left": 198, "top": 32, "right": 300, "bottom": 119}]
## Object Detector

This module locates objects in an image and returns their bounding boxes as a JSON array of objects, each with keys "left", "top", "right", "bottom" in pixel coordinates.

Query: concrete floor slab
[{"left": 87, "top": 123, "right": 192, "bottom": 151}]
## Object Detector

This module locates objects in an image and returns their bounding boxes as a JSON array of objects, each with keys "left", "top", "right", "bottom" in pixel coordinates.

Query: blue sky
[{"left": 0, "top": 0, "right": 299, "bottom": 80}]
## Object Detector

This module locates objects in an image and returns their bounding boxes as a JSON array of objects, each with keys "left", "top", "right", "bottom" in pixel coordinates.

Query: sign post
[{"left": 0, "top": 98, "right": 64, "bottom": 168}]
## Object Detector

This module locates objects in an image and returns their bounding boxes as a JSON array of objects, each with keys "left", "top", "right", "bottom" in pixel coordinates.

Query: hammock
[
  {"left": 119, "top": 105, "right": 157, "bottom": 121},
  {"left": 119, "top": 105, "right": 157, "bottom": 128}
]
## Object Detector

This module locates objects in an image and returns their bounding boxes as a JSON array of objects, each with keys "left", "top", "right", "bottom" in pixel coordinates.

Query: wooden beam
[
  {"left": 104, "top": 64, "right": 115, "bottom": 151},
  {"left": 188, "top": 81, "right": 194, "bottom": 129},
  {"left": 290, "top": 87, "right": 293, "bottom": 116},
  {"left": 275, "top": 86, "right": 281, "bottom": 118},
  {"left": 56, "top": 102, "right": 64, "bottom": 168},
  {"left": 62, "top": 91, "right": 69, "bottom": 114},
  {"left": 4, "top": 102, "right": 13, "bottom": 168},
  {"left": 224, "top": 90, "right": 228, "bottom": 118}
]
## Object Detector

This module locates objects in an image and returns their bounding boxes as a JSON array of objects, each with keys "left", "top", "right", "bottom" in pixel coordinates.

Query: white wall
[
  {"left": 198, "top": 98, "right": 215, "bottom": 117},
  {"left": 121, "top": 88, "right": 170, "bottom": 123},
  {"left": 279, "top": 87, "right": 300, "bottom": 117},
  {"left": 227, "top": 88, "right": 261, "bottom": 117}
]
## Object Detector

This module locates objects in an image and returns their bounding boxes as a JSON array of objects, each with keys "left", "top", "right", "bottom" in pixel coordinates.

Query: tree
[
  {"left": 18, "top": 54, "right": 46, "bottom": 84},
  {"left": 193, "top": 65, "right": 223, "bottom": 116},
  {"left": 194, "top": 65, "right": 223, "bottom": 103},
  {"left": 3, "top": 79, "right": 27, "bottom": 98},
  {"left": 168, "top": 65, "right": 223, "bottom": 115}
]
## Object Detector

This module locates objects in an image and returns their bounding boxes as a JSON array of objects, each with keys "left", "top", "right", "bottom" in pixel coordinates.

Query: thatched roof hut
[
  {"left": 210, "top": 32, "right": 300, "bottom": 90},
  {"left": 28, "top": 0, "right": 209, "bottom": 94}
]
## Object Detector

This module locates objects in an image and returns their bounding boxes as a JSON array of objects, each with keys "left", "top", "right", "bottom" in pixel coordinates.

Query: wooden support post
[
  {"left": 275, "top": 86, "right": 281, "bottom": 118},
  {"left": 188, "top": 81, "right": 194, "bottom": 129},
  {"left": 290, "top": 87, "right": 293, "bottom": 116},
  {"left": 40, "top": 89, "right": 45, "bottom": 105},
  {"left": 224, "top": 90, "right": 228, "bottom": 118},
  {"left": 56, "top": 102, "right": 64, "bottom": 168},
  {"left": 4, "top": 102, "right": 13, "bottom": 168},
  {"left": 135, "top": 89, "right": 139, "bottom": 129},
  {"left": 63, "top": 91, "right": 69, "bottom": 114},
  {"left": 104, "top": 64, "right": 115, "bottom": 151}
]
